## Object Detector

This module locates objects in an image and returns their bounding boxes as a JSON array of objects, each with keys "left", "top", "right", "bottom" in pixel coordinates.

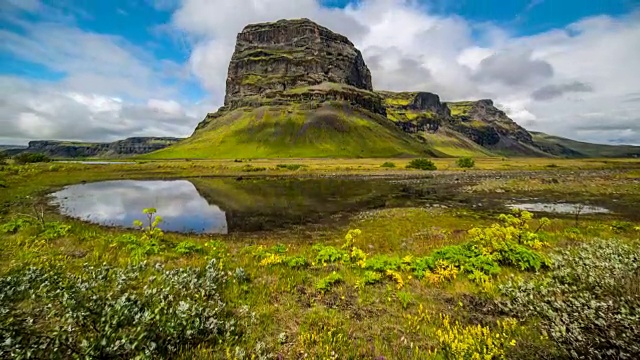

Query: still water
[
  {"left": 507, "top": 202, "right": 610, "bottom": 215},
  {"left": 51, "top": 180, "right": 228, "bottom": 234},
  {"left": 50, "top": 178, "right": 623, "bottom": 234},
  {"left": 50, "top": 178, "right": 398, "bottom": 234}
]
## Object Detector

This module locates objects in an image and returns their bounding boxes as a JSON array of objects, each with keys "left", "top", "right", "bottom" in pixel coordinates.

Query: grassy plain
[{"left": 1, "top": 158, "right": 639, "bottom": 359}]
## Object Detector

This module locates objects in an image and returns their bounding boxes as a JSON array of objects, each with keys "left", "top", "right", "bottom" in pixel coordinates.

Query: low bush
[
  {"left": 276, "top": 164, "right": 306, "bottom": 171},
  {"left": 316, "top": 272, "right": 343, "bottom": 293},
  {"left": 0, "top": 260, "right": 238, "bottom": 359},
  {"left": 175, "top": 241, "right": 205, "bottom": 255},
  {"left": 380, "top": 162, "right": 396, "bottom": 168},
  {"left": 456, "top": 157, "right": 475, "bottom": 168},
  {"left": 498, "top": 239, "right": 640, "bottom": 359},
  {"left": 13, "top": 153, "right": 51, "bottom": 164},
  {"left": 406, "top": 158, "right": 437, "bottom": 171}
]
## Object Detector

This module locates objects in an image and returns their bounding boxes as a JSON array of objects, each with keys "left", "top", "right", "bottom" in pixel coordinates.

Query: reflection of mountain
[{"left": 190, "top": 177, "right": 395, "bottom": 231}]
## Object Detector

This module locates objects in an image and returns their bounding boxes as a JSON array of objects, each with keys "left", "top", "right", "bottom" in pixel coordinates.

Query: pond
[
  {"left": 50, "top": 178, "right": 404, "bottom": 234},
  {"left": 50, "top": 177, "right": 628, "bottom": 234},
  {"left": 51, "top": 180, "right": 229, "bottom": 234}
]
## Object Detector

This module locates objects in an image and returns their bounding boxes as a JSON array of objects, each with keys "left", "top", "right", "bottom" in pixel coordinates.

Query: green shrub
[
  {"left": 380, "top": 162, "right": 396, "bottom": 168},
  {"left": 0, "top": 260, "right": 236, "bottom": 359},
  {"left": 406, "top": 158, "right": 437, "bottom": 171},
  {"left": 357, "top": 271, "right": 383, "bottom": 287},
  {"left": 241, "top": 165, "right": 266, "bottom": 172},
  {"left": 175, "top": 241, "right": 205, "bottom": 255},
  {"left": 316, "top": 272, "right": 344, "bottom": 293},
  {"left": 312, "top": 244, "right": 348, "bottom": 265},
  {"left": 498, "top": 239, "right": 640, "bottom": 359},
  {"left": 276, "top": 164, "right": 306, "bottom": 171},
  {"left": 363, "top": 255, "right": 403, "bottom": 272},
  {"left": 0, "top": 218, "right": 32, "bottom": 234},
  {"left": 285, "top": 255, "right": 309, "bottom": 269},
  {"left": 114, "top": 233, "right": 161, "bottom": 263},
  {"left": 13, "top": 153, "right": 51, "bottom": 164},
  {"left": 456, "top": 157, "right": 475, "bottom": 168}
]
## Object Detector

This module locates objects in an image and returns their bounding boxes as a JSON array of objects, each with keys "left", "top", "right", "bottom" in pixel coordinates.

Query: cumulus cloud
[
  {"left": 0, "top": 76, "right": 206, "bottom": 145},
  {"left": 1, "top": 0, "right": 640, "bottom": 146}
]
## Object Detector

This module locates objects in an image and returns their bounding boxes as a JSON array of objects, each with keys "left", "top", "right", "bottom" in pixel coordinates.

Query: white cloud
[
  {"left": 1, "top": 0, "right": 639, "bottom": 146},
  {"left": 164, "top": 0, "right": 640, "bottom": 145}
]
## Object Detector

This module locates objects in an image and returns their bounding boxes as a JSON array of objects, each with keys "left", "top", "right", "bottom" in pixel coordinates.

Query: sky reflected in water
[{"left": 51, "top": 180, "right": 228, "bottom": 234}]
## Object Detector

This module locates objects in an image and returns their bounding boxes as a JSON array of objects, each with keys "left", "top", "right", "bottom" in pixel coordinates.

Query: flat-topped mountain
[
  {"left": 10, "top": 137, "right": 181, "bottom": 158},
  {"left": 148, "top": 18, "right": 640, "bottom": 159},
  {"left": 225, "top": 18, "right": 373, "bottom": 108}
]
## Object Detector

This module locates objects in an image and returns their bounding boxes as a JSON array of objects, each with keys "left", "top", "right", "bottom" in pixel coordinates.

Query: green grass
[
  {"left": 147, "top": 104, "right": 435, "bottom": 159},
  {"left": 1, "top": 161, "right": 640, "bottom": 358}
]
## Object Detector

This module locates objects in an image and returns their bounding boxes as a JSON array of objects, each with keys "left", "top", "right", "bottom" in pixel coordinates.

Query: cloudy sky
[{"left": 1, "top": 0, "right": 639, "bottom": 146}]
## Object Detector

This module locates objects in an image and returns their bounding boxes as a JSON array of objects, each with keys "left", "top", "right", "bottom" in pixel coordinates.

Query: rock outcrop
[
  {"left": 222, "top": 18, "right": 381, "bottom": 114},
  {"left": 17, "top": 137, "right": 181, "bottom": 158}
]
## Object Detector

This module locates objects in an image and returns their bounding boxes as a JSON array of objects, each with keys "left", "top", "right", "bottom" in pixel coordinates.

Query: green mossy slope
[
  {"left": 531, "top": 131, "right": 640, "bottom": 158},
  {"left": 147, "top": 103, "right": 438, "bottom": 159}
]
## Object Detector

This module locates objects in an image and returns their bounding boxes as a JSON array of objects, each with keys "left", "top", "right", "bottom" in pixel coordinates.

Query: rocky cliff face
[
  {"left": 222, "top": 18, "right": 380, "bottom": 113},
  {"left": 379, "top": 91, "right": 544, "bottom": 155},
  {"left": 20, "top": 137, "right": 181, "bottom": 158}
]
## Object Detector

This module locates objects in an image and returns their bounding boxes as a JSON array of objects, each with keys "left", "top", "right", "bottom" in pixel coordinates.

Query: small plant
[
  {"left": 316, "top": 272, "right": 344, "bottom": 293},
  {"left": 285, "top": 255, "right": 309, "bottom": 268},
  {"left": 276, "top": 164, "right": 305, "bottom": 171},
  {"left": 356, "top": 271, "right": 383, "bottom": 288},
  {"left": 174, "top": 241, "right": 204, "bottom": 255},
  {"left": 0, "top": 218, "right": 32, "bottom": 234},
  {"left": 312, "top": 244, "right": 348, "bottom": 265},
  {"left": 13, "top": 153, "right": 51, "bottom": 164},
  {"left": 406, "top": 158, "right": 437, "bottom": 171},
  {"left": 424, "top": 260, "right": 459, "bottom": 286},
  {"left": 456, "top": 157, "right": 475, "bottom": 168},
  {"left": 436, "top": 315, "right": 520, "bottom": 359},
  {"left": 396, "top": 291, "right": 414, "bottom": 309},
  {"left": 241, "top": 165, "right": 266, "bottom": 172},
  {"left": 133, "top": 208, "right": 164, "bottom": 242},
  {"left": 380, "top": 162, "right": 396, "bottom": 168}
]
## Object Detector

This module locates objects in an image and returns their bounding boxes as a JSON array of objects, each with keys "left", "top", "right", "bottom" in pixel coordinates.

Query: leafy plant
[
  {"left": 276, "top": 164, "right": 306, "bottom": 171},
  {"left": 133, "top": 207, "right": 164, "bottom": 242},
  {"left": 175, "top": 241, "right": 205, "bottom": 255},
  {"left": 312, "top": 244, "right": 348, "bottom": 265},
  {"left": 285, "top": 255, "right": 308, "bottom": 269},
  {"left": 316, "top": 272, "right": 343, "bottom": 293},
  {"left": 38, "top": 221, "right": 71, "bottom": 241},
  {"left": 396, "top": 291, "right": 414, "bottom": 309},
  {"left": 456, "top": 157, "right": 475, "bottom": 168},
  {"left": 406, "top": 158, "right": 437, "bottom": 171},
  {"left": 114, "top": 233, "right": 160, "bottom": 263},
  {"left": 0, "top": 218, "right": 32, "bottom": 234},
  {"left": 356, "top": 271, "right": 383, "bottom": 288},
  {"left": 380, "top": 162, "right": 396, "bottom": 168}
]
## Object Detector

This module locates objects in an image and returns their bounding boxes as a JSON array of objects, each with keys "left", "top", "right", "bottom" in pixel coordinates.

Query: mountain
[
  {"left": 148, "top": 18, "right": 436, "bottom": 159},
  {"left": 149, "top": 18, "right": 639, "bottom": 159},
  {"left": 10, "top": 137, "right": 181, "bottom": 158},
  {"left": 531, "top": 132, "right": 640, "bottom": 158}
]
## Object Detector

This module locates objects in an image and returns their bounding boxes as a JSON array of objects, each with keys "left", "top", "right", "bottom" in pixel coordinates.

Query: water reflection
[{"left": 51, "top": 180, "right": 228, "bottom": 234}]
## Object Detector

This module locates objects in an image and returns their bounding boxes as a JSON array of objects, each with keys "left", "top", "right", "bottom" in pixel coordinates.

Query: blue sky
[{"left": 1, "top": 0, "right": 639, "bottom": 145}]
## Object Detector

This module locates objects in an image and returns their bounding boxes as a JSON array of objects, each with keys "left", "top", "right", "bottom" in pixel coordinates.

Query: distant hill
[
  {"left": 10, "top": 137, "right": 181, "bottom": 158},
  {"left": 531, "top": 132, "right": 640, "bottom": 158}
]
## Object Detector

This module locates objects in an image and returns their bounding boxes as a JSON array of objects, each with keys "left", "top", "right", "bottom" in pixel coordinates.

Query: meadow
[{"left": 0, "top": 157, "right": 639, "bottom": 359}]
